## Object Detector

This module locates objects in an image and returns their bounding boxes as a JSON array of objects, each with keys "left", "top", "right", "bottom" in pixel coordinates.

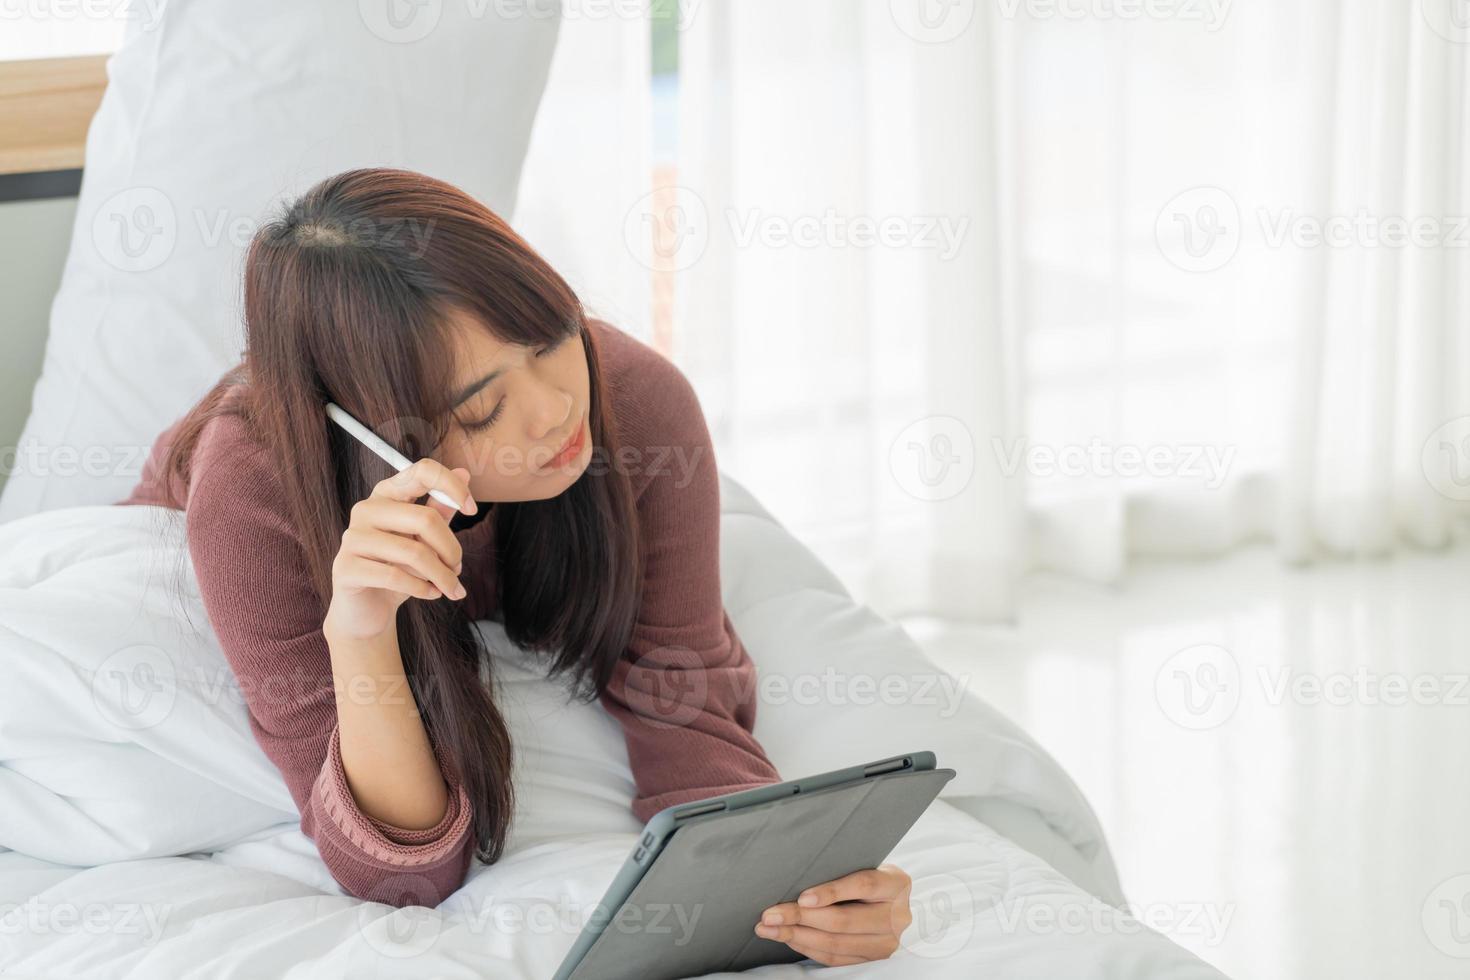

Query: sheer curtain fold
[
  {"left": 513, "top": 5, "right": 653, "bottom": 343},
  {"left": 677, "top": 0, "right": 1020, "bottom": 621}
]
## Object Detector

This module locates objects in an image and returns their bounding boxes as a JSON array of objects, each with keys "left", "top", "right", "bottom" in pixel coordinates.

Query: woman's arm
[
  {"left": 598, "top": 354, "right": 913, "bottom": 964},
  {"left": 321, "top": 460, "right": 477, "bottom": 834},
  {"left": 185, "top": 438, "right": 475, "bottom": 907},
  {"left": 597, "top": 357, "right": 782, "bottom": 820}
]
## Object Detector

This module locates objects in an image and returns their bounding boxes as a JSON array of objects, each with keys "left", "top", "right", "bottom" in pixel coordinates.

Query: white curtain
[
  {"left": 673, "top": 0, "right": 1470, "bottom": 622},
  {"left": 514, "top": 3, "right": 653, "bottom": 342},
  {"left": 674, "top": 0, "right": 1021, "bottom": 621}
]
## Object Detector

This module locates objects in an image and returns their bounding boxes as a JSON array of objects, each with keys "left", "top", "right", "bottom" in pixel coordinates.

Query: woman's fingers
[
  {"left": 758, "top": 900, "right": 898, "bottom": 935},
  {"left": 422, "top": 467, "right": 472, "bottom": 523},
  {"left": 341, "top": 526, "right": 466, "bottom": 600},
  {"left": 349, "top": 498, "right": 464, "bottom": 573},
  {"left": 754, "top": 864, "right": 913, "bottom": 966},
  {"left": 334, "top": 553, "right": 442, "bottom": 601},
  {"left": 795, "top": 866, "right": 911, "bottom": 908},
  {"left": 372, "top": 457, "right": 476, "bottom": 515}
]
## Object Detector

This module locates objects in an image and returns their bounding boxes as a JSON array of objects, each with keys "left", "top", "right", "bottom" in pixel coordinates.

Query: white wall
[{"left": 0, "top": 196, "right": 75, "bottom": 497}]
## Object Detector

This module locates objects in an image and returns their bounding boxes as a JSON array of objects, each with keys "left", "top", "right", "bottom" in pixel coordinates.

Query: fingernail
[
  {"left": 453, "top": 584, "right": 466, "bottom": 599},
  {"left": 755, "top": 925, "right": 776, "bottom": 939},
  {"left": 798, "top": 893, "right": 818, "bottom": 907},
  {"left": 762, "top": 911, "right": 782, "bottom": 925},
  {"left": 427, "top": 588, "right": 441, "bottom": 599}
]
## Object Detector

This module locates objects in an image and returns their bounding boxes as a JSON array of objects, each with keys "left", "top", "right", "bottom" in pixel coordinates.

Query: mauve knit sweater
[{"left": 117, "top": 318, "right": 781, "bottom": 906}]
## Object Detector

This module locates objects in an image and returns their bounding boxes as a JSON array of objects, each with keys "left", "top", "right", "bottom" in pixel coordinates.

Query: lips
[{"left": 545, "top": 413, "right": 586, "bottom": 468}]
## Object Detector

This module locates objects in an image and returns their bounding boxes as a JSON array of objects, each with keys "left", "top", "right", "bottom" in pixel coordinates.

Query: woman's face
[{"left": 433, "top": 306, "right": 593, "bottom": 503}]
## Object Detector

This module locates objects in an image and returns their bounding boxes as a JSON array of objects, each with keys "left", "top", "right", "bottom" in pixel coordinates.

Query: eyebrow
[{"left": 452, "top": 369, "right": 505, "bottom": 408}]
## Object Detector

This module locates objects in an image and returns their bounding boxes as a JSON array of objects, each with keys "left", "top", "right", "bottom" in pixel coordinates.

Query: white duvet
[{"left": 0, "top": 477, "right": 1228, "bottom": 978}]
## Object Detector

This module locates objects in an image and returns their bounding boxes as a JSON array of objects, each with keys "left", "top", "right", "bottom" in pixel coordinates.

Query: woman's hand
[
  {"left": 754, "top": 864, "right": 913, "bottom": 967},
  {"left": 323, "top": 458, "right": 476, "bottom": 643}
]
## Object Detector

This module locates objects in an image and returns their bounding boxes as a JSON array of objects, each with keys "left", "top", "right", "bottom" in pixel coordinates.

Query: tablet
[{"left": 553, "top": 751, "right": 955, "bottom": 980}]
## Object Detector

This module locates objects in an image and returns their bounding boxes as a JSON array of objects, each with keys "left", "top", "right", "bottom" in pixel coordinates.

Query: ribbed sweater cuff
[{"left": 312, "top": 723, "right": 474, "bottom": 865}]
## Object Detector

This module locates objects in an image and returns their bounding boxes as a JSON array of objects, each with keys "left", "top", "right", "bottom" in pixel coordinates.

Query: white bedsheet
[{"left": 0, "top": 482, "right": 1228, "bottom": 978}]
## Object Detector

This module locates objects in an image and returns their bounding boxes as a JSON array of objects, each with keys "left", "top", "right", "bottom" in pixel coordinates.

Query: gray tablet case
[{"left": 564, "top": 766, "right": 954, "bottom": 980}]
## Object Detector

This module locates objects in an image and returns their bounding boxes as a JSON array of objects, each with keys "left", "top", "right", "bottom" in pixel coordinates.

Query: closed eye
[{"left": 463, "top": 335, "right": 571, "bottom": 432}]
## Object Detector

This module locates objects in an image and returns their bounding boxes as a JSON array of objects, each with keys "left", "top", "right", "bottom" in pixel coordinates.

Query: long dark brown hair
[{"left": 152, "top": 167, "right": 643, "bottom": 866}]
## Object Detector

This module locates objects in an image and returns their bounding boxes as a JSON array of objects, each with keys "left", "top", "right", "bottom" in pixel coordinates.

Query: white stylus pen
[{"left": 325, "top": 401, "right": 467, "bottom": 512}]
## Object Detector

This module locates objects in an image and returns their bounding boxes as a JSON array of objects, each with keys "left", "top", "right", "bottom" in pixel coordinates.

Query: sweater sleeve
[
  {"left": 183, "top": 429, "right": 474, "bottom": 907},
  {"left": 597, "top": 359, "right": 783, "bottom": 822}
]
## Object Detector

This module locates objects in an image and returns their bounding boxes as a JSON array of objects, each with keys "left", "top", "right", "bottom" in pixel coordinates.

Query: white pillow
[{"left": 0, "top": 0, "right": 560, "bottom": 522}]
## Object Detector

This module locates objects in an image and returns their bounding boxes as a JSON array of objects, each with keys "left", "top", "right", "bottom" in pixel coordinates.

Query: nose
[{"left": 527, "top": 385, "right": 574, "bottom": 442}]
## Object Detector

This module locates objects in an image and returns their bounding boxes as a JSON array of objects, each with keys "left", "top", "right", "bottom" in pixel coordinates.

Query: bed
[{"left": 0, "top": 2, "right": 1228, "bottom": 976}]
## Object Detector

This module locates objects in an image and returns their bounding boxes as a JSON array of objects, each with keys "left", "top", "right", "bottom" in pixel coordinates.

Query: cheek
[{"left": 455, "top": 431, "right": 520, "bottom": 488}]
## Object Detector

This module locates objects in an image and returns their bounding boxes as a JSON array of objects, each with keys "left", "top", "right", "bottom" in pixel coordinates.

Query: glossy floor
[{"left": 905, "top": 543, "right": 1470, "bottom": 980}]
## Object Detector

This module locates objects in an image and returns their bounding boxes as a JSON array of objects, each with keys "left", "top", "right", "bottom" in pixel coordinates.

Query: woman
[{"left": 118, "top": 168, "right": 911, "bottom": 965}]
